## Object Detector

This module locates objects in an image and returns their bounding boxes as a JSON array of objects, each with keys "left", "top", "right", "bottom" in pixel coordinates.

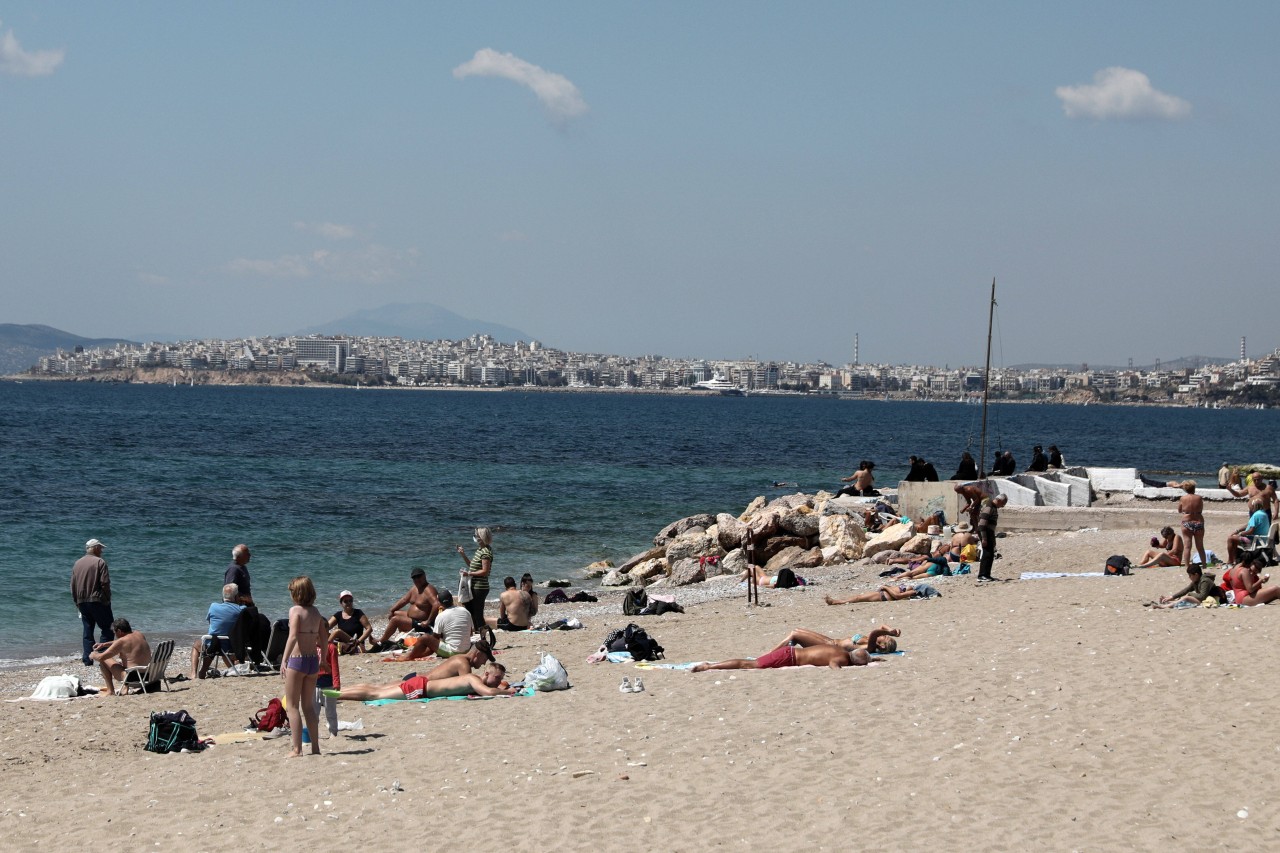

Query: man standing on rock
[
  {"left": 72, "top": 538, "right": 114, "bottom": 666},
  {"left": 977, "top": 494, "right": 1008, "bottom": 583}
]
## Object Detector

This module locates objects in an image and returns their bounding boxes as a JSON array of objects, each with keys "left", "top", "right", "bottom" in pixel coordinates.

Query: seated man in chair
[
  {"left": 190, "top": 583, "right": 245, "bottom": 678},
  {"left": 91, "top": 618, "right": 151, "bottom": 696}
]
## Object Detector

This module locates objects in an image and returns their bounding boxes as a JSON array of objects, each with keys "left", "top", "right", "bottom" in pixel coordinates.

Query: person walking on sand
[
  {"left": 71, "top": 538, "right": 114, "bottom": 667},
  {"left": 1179, "top": 481, "right": 1208, "bottom": 570},
  {"left": 977, "top": 494, "right": 1008, "bottom": 582},
  {"left": 281, "top": 576, "right": 328, "bottom": 757},
  {"left": 457, "top": 527, "right": 494, "bottom": 634}
]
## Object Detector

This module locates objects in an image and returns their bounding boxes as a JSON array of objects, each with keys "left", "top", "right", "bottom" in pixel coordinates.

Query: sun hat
[{"left": 85, "top": 538, "right": 105, "bottom": 550}]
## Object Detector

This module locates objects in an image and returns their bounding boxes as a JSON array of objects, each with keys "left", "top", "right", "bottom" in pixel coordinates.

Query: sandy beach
[{"left": 3, "top": 524, "right": 1278, "bottom": 851}]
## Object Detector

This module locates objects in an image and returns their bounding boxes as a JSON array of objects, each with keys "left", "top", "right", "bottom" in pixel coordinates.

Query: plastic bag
[
  {"left": 457, "top": 572, "right": 473, "bottom": 604},
  {"left": 522, "top": 652, "right": 570, "bottom": 692}
]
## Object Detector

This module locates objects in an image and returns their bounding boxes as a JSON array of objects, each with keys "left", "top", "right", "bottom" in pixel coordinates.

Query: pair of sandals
[{"left": 619, "top": 677, "right": 645, "bottom": 693}]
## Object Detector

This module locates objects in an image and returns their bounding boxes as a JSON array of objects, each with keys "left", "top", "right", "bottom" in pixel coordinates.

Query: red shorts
[
  {"left": 754, "top": 645, "right": 797, "bottom": 669},
  {"left": 399, "top": 675, "right": 430, "bottom": 699}
]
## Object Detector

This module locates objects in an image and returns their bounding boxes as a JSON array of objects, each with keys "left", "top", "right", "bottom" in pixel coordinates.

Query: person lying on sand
[
  {"left": 824, "top": 583, "right": 941, "bottom": 604},
  {"left": 1137, "top": 527, "right": 1184, "bottom": 568},
  {"left": 323, "top": 663, "right": 513, "bottom": 701},
  {"left": 890, "top": 544, "right": 953, "bottom": 581},
  {"left": 774, "top": 624, "right": 900, "bottom": 655},
  {"left": 691, "top": 643, "right": 871, "bottom": 672}
]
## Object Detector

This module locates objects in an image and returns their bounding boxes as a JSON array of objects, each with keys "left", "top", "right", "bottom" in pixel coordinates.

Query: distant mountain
[
  {"left": 297, "top": 302, "right": 532, "bottom": 344},
  {"left": 0, "top": 324, "right": 139, "bottom": 375}
]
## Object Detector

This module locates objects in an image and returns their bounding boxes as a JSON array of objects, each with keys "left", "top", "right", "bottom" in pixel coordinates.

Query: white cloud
[
  {"left": 294, "top": 221, "right": 356, "bottom": 240},
  {"left": 453, "top": 48, "right": 588, "bottom": 124},
  {"left": 1055, "top": 66, "right": 1191, "bottom": 121},
  {"left": 0, "top": 20, "right": 65, "bottom": 77},
  {"left": 227, "top": 245, "right": 419, "bottom": 284}
]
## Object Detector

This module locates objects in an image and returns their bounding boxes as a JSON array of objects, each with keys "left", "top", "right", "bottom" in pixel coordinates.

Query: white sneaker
[
  {"left": 632, "top": 677, "right": 645, "bottom": 693},
  {"left": 619, "top": 677, "right": 631, "bottom": 693}
]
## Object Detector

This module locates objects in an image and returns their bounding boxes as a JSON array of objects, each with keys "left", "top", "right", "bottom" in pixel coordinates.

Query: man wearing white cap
[
  {"left": 327, "top": 590, "right": 373, "bottom": 654},
  {"left": 71, "top": 539, "right": 114, "bottom": 666}
]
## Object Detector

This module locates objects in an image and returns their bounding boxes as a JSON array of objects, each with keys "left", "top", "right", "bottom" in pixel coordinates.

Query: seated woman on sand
[
  {"left": 1136, "top": 527, "right": 1184, "bottom": 568},
  {"left": 1220, "top": 553, "right": 1280, "bottom": 606}
]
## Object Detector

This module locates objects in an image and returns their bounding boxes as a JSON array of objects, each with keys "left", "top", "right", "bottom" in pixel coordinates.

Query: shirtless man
[
  {"left": 954, "top": 483, "right": 987, "bottom": 529},
  {"left": 692, "top": 642, "right": 870, "bottom": 672},
  {"left": 520, "top": 574, "right": 540, "bottom": 620},
  {"left": 323, "top": 663, "right": 514, "bottom": 701},
  {"left": 824, "top": 583, "right": 941, "bottom": 604},
  {"left": 371, "top": 567, "right": 440, "bottom": 652},
  {"left": 1178, "top": 481, "right": 1207, "bottom": 570},
  {"left": 90, "top": 618, "right": 151, "bottom": 696},
  {"left": 1227, "top": 472, "right": 1278, "bottom": 519},
  {"left": 773, "top": 624, "right": 900, "bottom": 655},
  {"left": 414, "top": 639, "right": 494, "bottom": 680},
  {"left": 838, "top": 460, "right": 877, "bottom": 497},
  {"left": 1137, "top": 526, "right": 1185, "bottom": 568},
  {"left": 384, "top": 589, "right": 472, "bottom": 662},
  {"left": 950, "top": 523, "right": 978, "bottom": 558},
  {"left": 493, "top": 576, "right": 534, "bottom": 631}
]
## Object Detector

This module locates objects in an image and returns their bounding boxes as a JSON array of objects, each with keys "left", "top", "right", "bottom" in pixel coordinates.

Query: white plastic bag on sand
[
  {"left": 523, "top": 652, "right": 570, "bottom": 692},
  {"left": 30, "top": 675, "right": 81, "bottom": 700}
]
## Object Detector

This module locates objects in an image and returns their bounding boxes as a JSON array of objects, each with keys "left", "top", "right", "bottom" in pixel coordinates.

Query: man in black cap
[{"left": 370, "top": 567, "right": 440, "bottom": 652}]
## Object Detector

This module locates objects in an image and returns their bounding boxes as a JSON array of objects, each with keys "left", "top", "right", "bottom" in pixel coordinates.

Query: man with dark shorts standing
[
  {"left": 71, "top": 538, "right": 114, "bottom": 666},
  {"left": 224, "top": 544, "right": 253, "bottom": 605},
  {"left": 977, "top": 493, "right": 1008, "bottom": 582}
]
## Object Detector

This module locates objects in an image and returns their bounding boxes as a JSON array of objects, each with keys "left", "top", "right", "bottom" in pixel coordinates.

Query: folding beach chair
[
  {"left": 1241, "top": 524, "right": 1280, "bottom": 567},
  {"left": 120, "top": 639, "right": 175, "bottom": 694}
]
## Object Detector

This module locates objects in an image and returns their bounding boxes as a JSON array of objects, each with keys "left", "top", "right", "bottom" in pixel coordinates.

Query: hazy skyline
[{"left": 3, "top": 3, "right": 1277, "bottom": 367}]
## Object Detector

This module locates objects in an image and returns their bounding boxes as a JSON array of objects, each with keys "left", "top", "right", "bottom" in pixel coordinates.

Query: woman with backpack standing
[{"left": 457, "top": 527, "right": 494, "bottom": 642}]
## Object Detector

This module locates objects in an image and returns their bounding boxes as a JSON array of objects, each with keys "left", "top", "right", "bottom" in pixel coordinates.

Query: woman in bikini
[
  {"left": 281, "top": 575, "right": 328, "bottom": 757},
  {"left": 1178, "top": 481, "right": 1207, "bottom": 571},
  {"left": 1137, "top": 526, "right": 1184, "bottom": 568}
]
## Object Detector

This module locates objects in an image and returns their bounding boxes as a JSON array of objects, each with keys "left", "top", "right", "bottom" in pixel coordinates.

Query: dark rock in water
[{"left": 653, "top": 514, "right": 716, "bottom": 547}]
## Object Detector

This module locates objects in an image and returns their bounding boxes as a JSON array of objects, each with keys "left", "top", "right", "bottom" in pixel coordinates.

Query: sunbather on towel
[
  {"left": 773, "top": 624, "right": 900, "bottom": 655},
  {"left": 824, "top": 583, "right": 940, "bottom": 604},
  {"left": 90, "top": 618, "right": 151, "bottom": 695},
  {"left": 692, "top": 643, "right": 871, "bottom": 672},
  {"left": 323, "top": 663, "right": 513, "bottom": 701}
]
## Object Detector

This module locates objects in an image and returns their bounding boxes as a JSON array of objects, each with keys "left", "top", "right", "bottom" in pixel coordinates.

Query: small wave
[{"left": 0, "top": 654, "right": 79, "bottom": 671}]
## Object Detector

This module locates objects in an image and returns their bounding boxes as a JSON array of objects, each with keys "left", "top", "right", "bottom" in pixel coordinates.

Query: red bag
[{"left": 253, "top": 698, "right": 288, "bottom": 732}]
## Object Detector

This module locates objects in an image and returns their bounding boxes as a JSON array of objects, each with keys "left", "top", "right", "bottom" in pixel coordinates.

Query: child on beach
[{"left": 281, "top": 576, "right": 328, "bottom": 757}]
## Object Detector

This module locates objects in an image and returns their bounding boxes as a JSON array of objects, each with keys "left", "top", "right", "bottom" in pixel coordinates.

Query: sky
[{"left": 2, "top": 2, "right": 1277, "bottom": 368}]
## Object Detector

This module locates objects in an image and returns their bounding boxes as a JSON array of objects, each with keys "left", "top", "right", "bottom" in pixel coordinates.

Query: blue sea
[{"left": 2, "top": 380, "right": 1274, "bottom": 666}]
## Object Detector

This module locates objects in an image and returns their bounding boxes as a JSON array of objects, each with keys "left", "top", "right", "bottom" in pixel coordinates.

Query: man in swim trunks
[
  {"left": 493, "top": 576, "right": 535, "bottom": 631},
  {"left": 823, "top": 583, "right": 940, "bottom": 604},
  {"left": 323, "top": 662, "right": 513, "bottom": 701},
  {"left": 773, "top": 624, "right": 900, "bottom": 655},
  {"left": 90, "top": 618, "right": 152, "bottom": 695},
  {"left": 954, "top": 483, "right": 988, "bottom": 530},
  {"left": 385, "top": 589, "right": 473, "bottom": 662},
  {"left": 416, "top": 639, "right": 494, "bottom": 680},
  {"left": 1178, "top": 481, "right": 1208, "bottom": 570},
  {"left": 371, "top": 567, "right": 441, "bottom": 652},
  {"left": 691, "top": 642, "right": 870, "bottom": 672}
]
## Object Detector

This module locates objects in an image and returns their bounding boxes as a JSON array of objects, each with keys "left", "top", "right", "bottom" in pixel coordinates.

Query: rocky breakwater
[{"left": 599, "top": 492, "right": 906, "bottom": 589}]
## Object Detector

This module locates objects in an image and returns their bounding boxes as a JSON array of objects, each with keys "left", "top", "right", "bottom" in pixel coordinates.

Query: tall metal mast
[{"left": 978, "top": 278, "right": 996, "bottom": 478}]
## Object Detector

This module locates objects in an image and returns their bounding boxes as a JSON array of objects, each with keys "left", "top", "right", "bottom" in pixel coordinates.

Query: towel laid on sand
[{"left": 1019, "top": 572, "right": 1107, "bottom": 580}]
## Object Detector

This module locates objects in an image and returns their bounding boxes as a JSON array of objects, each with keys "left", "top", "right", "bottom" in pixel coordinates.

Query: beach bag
[
  {"left": 1104, "top": 555, "right": 1132, "bottom": 576},
  {"left": 523, "top": 653, "right": 570, "bottom": 692},
  {"left": 253, "top": 698, "right": 289, "bottom": 732},
  {"left": 145, "top": 710, "right": 202, "bottom": 754},
  {"left": 622, "top": 623, "right": 664, "bottom": 661},
  {"left": 457, "top": 572, "right": 473, "bottom": 604},
  {"left": 622, "top": 588, "right": 648, "bottom": 616},
  {"left": 543, "top": 588, "right": 569, "bottom": 605}
]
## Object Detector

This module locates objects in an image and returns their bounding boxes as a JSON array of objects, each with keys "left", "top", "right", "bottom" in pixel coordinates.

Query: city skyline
[{"left": 3, "top": 3, "right": 1278, "bottom": 367}]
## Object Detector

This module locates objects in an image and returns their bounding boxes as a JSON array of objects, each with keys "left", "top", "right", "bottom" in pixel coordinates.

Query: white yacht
[{"left": 692, "top": 373, "right": 746, "bottom": 396}]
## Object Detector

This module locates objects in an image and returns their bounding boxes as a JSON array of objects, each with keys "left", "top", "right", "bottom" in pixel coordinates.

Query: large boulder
[
  {"left": 763, "top": 546, "right": 824, "bottom": 574},
  {"left": 600, "top": 570, "right": 635, "bottom": 587},
  {"left": 819, "top": 514, "right": 866, "bottom": 562},
  {"left": 719, "top": 548, "right": 748, "bottom": 578},
  {"left": 665, "top": 530, "right": 724, "bottom": 563},
  {"left": 617, "top": 546, "right": 664, "bottom": 575},
  {"left": 903, "top": 533, "right": 935, "bottom": 555},
  {"left": 756, "top": 535, "right": 809, "bottom": 562},
  {"left": 715, "top": 513, "right": 750, "bottom": 551},
  {"left": 668, "top": 557, "right": 707, "bottom": 586},
  {"left": 738, "top": 496, "right": 767, "bottom": 521},
  {"left": 862, "top": 522, "right": 915, "bottom": 558},
  {"left": 653, "top": 514, "right": 716, "bottom": 547},
  {"left": 766, "top": 493, "right": 814, "bottom": 512},
  {"left": 777, "top": 506, "right": 819, "bottom": 538},
  {"left": 628, "top": 558, "right": 667, "bottom": 582}
]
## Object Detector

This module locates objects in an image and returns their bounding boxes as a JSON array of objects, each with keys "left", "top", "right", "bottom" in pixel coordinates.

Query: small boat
[{"left": 692, "top": 374, "right": 746, "bottom": 396}]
